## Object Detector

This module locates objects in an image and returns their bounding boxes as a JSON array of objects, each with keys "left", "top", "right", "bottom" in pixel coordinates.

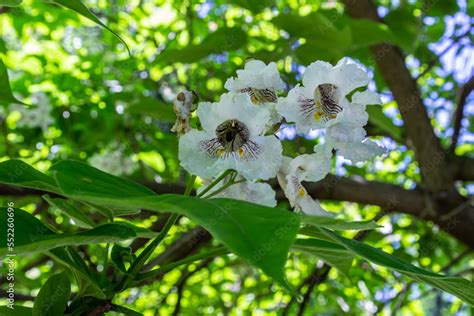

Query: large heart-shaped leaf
[{"left": 50, "top": 160, "right": 300, "bottom": 292}]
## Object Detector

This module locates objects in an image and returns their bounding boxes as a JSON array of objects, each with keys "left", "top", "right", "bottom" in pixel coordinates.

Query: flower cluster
[{"left": 175, "top": 58, "right": 386, "bottom": 216}]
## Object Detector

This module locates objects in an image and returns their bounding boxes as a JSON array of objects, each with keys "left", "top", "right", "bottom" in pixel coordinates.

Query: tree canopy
[{"left": 0, "top": 0, "right": 473, "bottom": 315}]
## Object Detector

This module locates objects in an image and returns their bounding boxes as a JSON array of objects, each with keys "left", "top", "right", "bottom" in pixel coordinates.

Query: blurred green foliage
[{"left": 0, "top": 0, "right": 473, "bottom": 315}]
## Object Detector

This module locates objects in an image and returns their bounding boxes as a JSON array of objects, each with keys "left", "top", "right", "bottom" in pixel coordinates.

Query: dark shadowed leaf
[
  {"left": 32, "top": 272, "right": 71, "bottom": 316},
  {"left": 366, "top": 104, "right": 404, "bottom": 142},
  {"left": 301, "top": 214, "right": 379, "bottom": 230},
  {"left": 0, "top": 208, "right": 150, "bottom": 255},
  {"left": 156, "top": 27, "right": 247, "bottom": 64},
  {"left": 293, "top": 238, "right": 355, "bottom": 277},
  {"left": 322, "top": 228, "right": 474, "bottom": 306}
]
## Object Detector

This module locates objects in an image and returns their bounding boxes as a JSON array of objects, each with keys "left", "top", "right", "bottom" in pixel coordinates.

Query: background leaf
[
  {"left": 32, "top": 272, "right": 71, "bottom": 316},
  {"left": 50, "top": 0, "right": 130, "bottom": 54}
]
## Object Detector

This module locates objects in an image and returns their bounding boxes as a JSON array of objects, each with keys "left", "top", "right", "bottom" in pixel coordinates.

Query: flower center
[
  {"left": 313, "top": 83, "right": 342, "bottom": 122},
  {"left": 215, "top": 119, "right": 250, "bottom": 155},
  {"left": 241, "top": 88, "right": 277, "bottom": 104}
]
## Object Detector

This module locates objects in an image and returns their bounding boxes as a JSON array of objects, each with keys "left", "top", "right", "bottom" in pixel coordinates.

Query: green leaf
[
  {"left": 292, "top": 238, "right": 354, "bottom": 277},
  {"left": 48, "top": 161, "right": 300, "bottom": 293},
  {"left": 322, "top": 228, "right": 474, "bottom": 306},
  {"left": 43, "top": 195, "right": 96, "bottom": 228},
  {"left": 0, "top": 159, "right": 59, "bottom": 193},
  {"left": 126, "top": 96, "right": 175, "bottom": 122},
  {"left": 0, "top": 0, "right": 22, "bottom": 6},
  {"left": 426, "top": 0, "right": 459, "bottom": 16},
  {"left": 50, "top": 0, "right": 130, "bottom": 54},
  {"left": 348, "top": 18, "right": 396, "bottom": 49},
  {"left": 301, "top": 214, "right": 379, "bottom": 230},
  {"left": 227, "top": 0, "right": 274, "bottom": 14},
  {"left": 272, "top": 12, "right": 352, "bottom": 53},
  {"left": 0, "top": 306, "right": 32, "bottom": 315},
  {"left": 0, "top": 57, "right": 24, "bottom": 106},
  {"left": 49, "top": 160, "right": 156, "bottom": 205},
  {"left": 384, "top": 9, "right": 419, "bottom": 51},
  {"left": 33, "top": 272, "right": 71, "bottom": 316},
  {"left": 0, "top": 208, "right": 146, "bottom": 255},
  {"left": 49, "top": 247, "right": 107, "bottom": 299},
  {"left": 156, "top": 27, "right": 247, "bottom": 64},
  {"left": 111, "top": 244, "right": 133, "bottom": 273},
  {"left": 366, "top": 104, "right": 404, "bottom": 142}
]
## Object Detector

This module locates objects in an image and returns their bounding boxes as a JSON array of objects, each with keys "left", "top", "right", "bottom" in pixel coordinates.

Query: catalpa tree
[{"left": 0, "top": 0, "right": 473, "bottom": 315}]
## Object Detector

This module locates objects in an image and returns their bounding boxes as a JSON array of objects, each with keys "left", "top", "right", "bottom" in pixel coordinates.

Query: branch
[
  {"left": 343, "top": 0, "right": 452, "bottom": 192},
  {"left": 297, "top": 265, "right": 331, "bottom": 316},
  {"left": 416, "top": 30, "right": 471, "bottom": 81},
  {"left": 450, "top": 75, "right": 474, "bottom": 152}
]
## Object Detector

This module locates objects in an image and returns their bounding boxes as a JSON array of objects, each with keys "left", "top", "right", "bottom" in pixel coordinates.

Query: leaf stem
[
  {"left": 203, "top": 179, "right": 246, "bottom": 199},
  {"left": 115, "top": 174, "right": 197, "bottom": 292},
  {"left": 197, "top": 169, "right": 234, "bottom": 198},
  {"left": 134, "top": 246, "right": 229, "bottom": 283}
]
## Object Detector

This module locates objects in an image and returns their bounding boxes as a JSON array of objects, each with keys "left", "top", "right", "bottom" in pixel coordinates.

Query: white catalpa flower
[
  {"left": 276, "top": 58, "right": 369, "bottom": 133},
  {"left": 179, "top": 92, "right": 282, "bottom": 181},
  {"left": 225, "top": 59, "right": 284, "bottom": 125},
  {"left": 199, "top": 178, "right": 277, "bottom": 207},
  {"left": 171, "top": 90, "right": 198, "bottom": 136},
  {"left": 277, "top": 156, "right": 331, "bottom": 217},
  {"left": 89, "top": 147, "right": 136, "bottom": 176},
  {"left": 13, "top": 92, "right": 54, "bottom": 132},
  {"left": 322, "top": 90, "right": 386, "bottom": 163}
]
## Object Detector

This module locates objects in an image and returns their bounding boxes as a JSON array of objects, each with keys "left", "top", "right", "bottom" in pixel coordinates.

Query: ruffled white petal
[
  {"left": 335, "top": 139, "right": 387, "bottom": 163},
  {"left": 233, "top": 135, "right": 283, "bottom": 181},
  {"left": 197, "top": 92, "right": 270, "bottom": 137},
  {"left": 178, "top": 130, "right": 227, "bottom": 179},
  {"left": 331, "top": 58, "right": 369, "bottom": 96},
  {"left": 352, "top": 90, "right": 381, "bottom": 105},
  {"left": 296, "top": 194, "right": 331, "bottom": 217},
  {"left": 326, "top": 124, "right": 366, "bottom": 144},
  {"left": 225, "top": 60, "right": 284, "bottom": 91},
  {"left": 288, "top": 151, "right": 332, "bottom": 183},
  {"left": 216, "top": 181, "right": 277, "bottom": 207},
  {"left": 302, "top": 60, "right": 333, "bottom": 88},
  {"left": 276, "top": 85, "right": 315, "bottom": 133}
]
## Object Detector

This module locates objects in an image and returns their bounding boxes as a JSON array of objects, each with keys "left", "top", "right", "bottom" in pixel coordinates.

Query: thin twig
[{"left": 450, "top": 75, "right": 474, "bottom": 153}]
